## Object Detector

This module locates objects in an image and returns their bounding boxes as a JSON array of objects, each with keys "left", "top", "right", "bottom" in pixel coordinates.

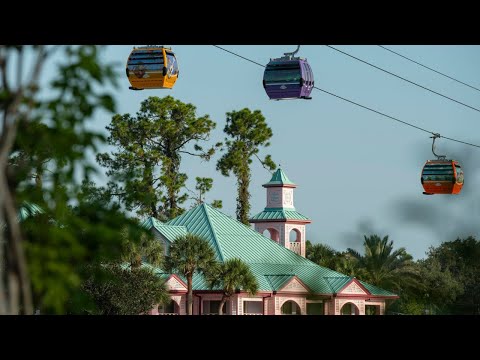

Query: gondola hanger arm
[
  {"left": 284, "top": 45, "right": 300, "bottom": 59},
  {"left": 430, "top": 133, "right": 446, "bottom": 160}
]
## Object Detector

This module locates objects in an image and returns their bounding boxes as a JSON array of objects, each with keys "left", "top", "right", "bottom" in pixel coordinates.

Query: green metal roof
[
  {"left": 141, "top": 217, "right": 164, "bottom": 231},
  {"left": 18, "top": 202, "right": 44, "bottom": 222},
  {"left": 325, "top": 277, "right": 353, "bottom": 293},
  {"left": 249, "top": 263, "right": 346, "bottom": 293},
  {"left": 142, "top": 217, "right": 188, "bottom": 243},
  {"left": 359, "top": 280, "right": 397, "bottom": 297},
  {"left": 264, "top": 274, "right": 294, "bottom": 291},
  {"left": 3, "top": 201, "right": 45, "bottom": 229},
  {"left": 263, "top": 168, "right": 296, "bottom": 187},
  {"left": 250, "top": 209, "right": 311, "bottom": 222},
  {"left": 150, "top": 203, "right": 396, "bottom": 297},
  {"left": 166, "top": 204, "right": 225, "bottom": 262}
]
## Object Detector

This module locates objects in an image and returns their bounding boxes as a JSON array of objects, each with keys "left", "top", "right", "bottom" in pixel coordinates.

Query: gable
[
  {"left": 167, "top": 204, "right": 318, "bottom": 265},
  {"left": 265, "top": 274, "right": 294, "bottom": 291},
  {"left": 338, "top": 279, "right": 370, "bottom": 295},
  {"left": 153, "top": 232, "right": 169, "bottom": 249},
  {"left": 165, "top": 275, "right": 187, "bottom": 291},
  {"left": 278, "top": 276, "right": 309, "bottom": 293},
  {"left": 154, "top": 224, "right": 187, "bottom": 243},
  {"left": 165, "top": 204, "right": 396, "bottom": 297}
]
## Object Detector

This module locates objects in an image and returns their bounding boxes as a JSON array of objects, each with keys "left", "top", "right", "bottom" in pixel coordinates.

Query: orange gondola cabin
[
  {"left": 126, "top": 46, "right": 179, "bottom": 90},
  {"left": 421, "top": 159, "right": 464, "bottom": 195}
]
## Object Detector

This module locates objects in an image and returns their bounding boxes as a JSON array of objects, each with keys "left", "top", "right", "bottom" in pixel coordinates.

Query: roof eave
[
  {"left": 249, "top": 218, "right": 312, "bottom": 223},
  {"left": 262, "top": 183, "right": 297, "bottom": 188}
]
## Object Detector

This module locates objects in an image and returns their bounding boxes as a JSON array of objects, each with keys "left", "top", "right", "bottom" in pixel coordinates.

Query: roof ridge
[
  {"left": 263, "top": 168, "right": 296, "bottom": 187},
  {"left": 140, "top": 217, "right": 154, "bottom": 230},
  {"left": 250, "top": 208, "right": 311, "bottom": 221},
  {"left": 264, "top": 273, "right": 296, "bottom": 276},
  {"left": 359, "top": 279, "right": 397, "bottom": 297},
  {"left": 326, "top": 280, "right": 335, "bottom": 293},
  {"left": 202, "top": 203, "right": 224, "bottom": 262},
  {"left": 206, "top": 203, "right": 270, "bottom": 233},
  {"left": 264, "top": 273, "right": 295, "bottom": 291},
  {"left": 155, "top": 223, "right": 186, "bottom": 228},
  {"left": 265, "top": 275, "right": 275, "bottom": 291},
  {"left": 324, "top": 276, "right": 354, "bottom": 294}
]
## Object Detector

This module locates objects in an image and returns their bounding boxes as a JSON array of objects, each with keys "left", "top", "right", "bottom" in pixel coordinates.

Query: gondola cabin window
[
  {"left": 126, "top": 46, "right": 179, "bottom": 90},
  {"left": 455, "top": 165, "right": 464, "bottom": 183},
  {"left": 264, "top": 63, "right": 302, "bottom": 84},
  {"left": 422, "top": 163, "right": 455, "bottom": 182},
  {"left": 165, "top": 52, "right": 178, "bottom": 76}
]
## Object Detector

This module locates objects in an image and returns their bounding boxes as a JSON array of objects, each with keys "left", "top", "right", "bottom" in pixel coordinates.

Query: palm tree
[
  {"left": 83, "top": 227, "right": 170, "bottom": 315},
  {"left": 120, "top": 228, "right": 164, "bottom": 269},
  {"left": 335, "top": 252, "right": 360, "bottom": 277},
  {"left": 306, "top": 240, "right": 338, "bottom": 269},
  {"left": 206, "top": 258, "right": 258, "bottom": 315},
  {"left": 164, "top": 233, "right": 217, "bottom": 315},
  {"left": 348, "top": 235, "right": 421, "bottom": 293}
]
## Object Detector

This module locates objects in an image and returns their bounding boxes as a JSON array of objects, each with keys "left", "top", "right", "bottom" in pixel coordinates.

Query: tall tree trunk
[
  {"left": 8, "top": 270, "right": 19, "bottom": 315},
  {"left": 0, "top": 187, "right": 7, "bottom": 314},
  {"left": 163, "top": 153, "right": 181, "bottom": 219},
  {"left": 187, "top": 274, "right": 193, "bottom": 315},
  {"left": 35, "top": 164, "right": 43, "bottom": 189},
  {"left": 236, "top": 166, "right": 251, "bottom": 225},
  {"left": 0, "top": 45, "right": 45, "bottom": 315},
  {"left": 3, "top": 177, "right": 33, "bottom": 314},
  {"left": 218, "top": 294, "right": 228, "bottom": 315},
  {"left": 143, "top": 164, "right": 158, "bottom": 218}
]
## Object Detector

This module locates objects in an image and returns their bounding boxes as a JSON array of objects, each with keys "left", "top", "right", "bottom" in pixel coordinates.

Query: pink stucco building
[{"left": 144, "top": 168, "right": 398, "bottom": 315}]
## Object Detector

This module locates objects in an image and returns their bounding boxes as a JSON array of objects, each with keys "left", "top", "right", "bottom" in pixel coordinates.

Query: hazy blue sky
[{"left": 45, "top": 45, "right": 480, "bottom": 259}]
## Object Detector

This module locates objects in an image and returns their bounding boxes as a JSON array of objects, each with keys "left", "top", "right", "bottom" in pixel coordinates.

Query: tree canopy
[
  {"left": 97, "top": 96, "right": 219, "bottom": 221},
  {"left": 216, "top": 108, "right": 275, "bottom": 224}
]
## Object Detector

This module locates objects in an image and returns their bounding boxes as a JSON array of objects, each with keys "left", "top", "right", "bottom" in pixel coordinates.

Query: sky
[{"left": 43, "top": 45, "right": 480, "bottom": 259}]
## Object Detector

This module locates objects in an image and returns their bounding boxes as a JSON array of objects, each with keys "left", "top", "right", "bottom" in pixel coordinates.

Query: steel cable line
[
  {"left": 325, "top": 45, "right": 480, "bottom": 114},
  {"left": 378, "top": 45, "right": 480, "bottom": 93},
  {"left": 212, "top": 45, "right": 480, "bottom": 149}
]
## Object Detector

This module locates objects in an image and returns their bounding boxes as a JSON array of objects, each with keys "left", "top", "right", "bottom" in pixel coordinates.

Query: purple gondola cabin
[{"left": 263, "top": 47, "right": 314, "bottom": 100}]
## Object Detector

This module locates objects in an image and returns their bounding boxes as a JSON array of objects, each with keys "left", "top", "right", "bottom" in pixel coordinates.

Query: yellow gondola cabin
[{"left": 126, "top": 46, "right": 179, "bottom": 90}]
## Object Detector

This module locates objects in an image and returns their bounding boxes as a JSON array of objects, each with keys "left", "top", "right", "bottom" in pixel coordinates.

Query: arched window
[
  {"left": 289, "top": 228, "right": 301, "bottom": 243},
  {"left": 263, "top": 228, "right": 280, "bottom": 242},
  {"left": 158, "top": 299, "right": 179, "bottom": 315},
  {"left": 281, "top": 300, "right": 301, "bottom": 315},
  {"left": 340, "top": 302, "right": 359, "bottom": 315}
]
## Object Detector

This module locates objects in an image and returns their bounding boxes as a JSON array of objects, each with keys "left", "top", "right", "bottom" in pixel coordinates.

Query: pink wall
[{"left": 150, "top": 292, "right": 388, "bottom": 316}]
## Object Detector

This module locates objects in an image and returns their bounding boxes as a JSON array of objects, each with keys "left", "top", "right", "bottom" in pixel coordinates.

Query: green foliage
[
  {"left": 306, "top": 236, "right": 473, "bottom": 315},
  {"left": 388, "top": 258, "right": 463, "bottom": 315},
  {"left": 21, "top": 198, "right": 144, "bottom": 314},
  {"left": 334, "top": 252, "right": 361, "bottom": 277},
  {"left": 216, "top": 108, "right": 276, "bottom": 224},
  {"left": 397, "top": 298, "right": 425, "bottom": 315},
  {"left": 97, "top": 96, "right": 218, "bottom": 220},
  {"left": 164, "top": 233, "right": 217, "bottom": 278},
  {"left": 305, "top": 241, "right": 361, "bottom": 277},
  {"left": 120, "top": 227, "right": 164, "bottom": 269},
  {"left": 206, "top": 257, "right": 258, "bottom": 315},
  {"left": 211, "top": 200, "right": 223, "bottom": 209},
  {"left": 195, "top": 177, "right": 213, "bottom": 203},
  {"left": 347, "top": 235, "right": 422, "bottom": 295},
  {"left": 164, "top": 233, "right": 217, "bottom": 314},
  {"left": 190, "top": 177, "right": 223, "bottom": 209},
  {"left": 2, "top": 45, "right": 128, "bottom": 314},
  {"left": 75, "top": 203, "right": 169, "bottom": 315},
  {"left": 426, "top": 236, "right": 480, "bottom": 314},
  {"left": 305, "top": 240, "right": 339, "bottom": 269},
  {"left": 83, "top": 264, "right": 169, "bottom": 315},
  {"left": 419, "top": 257, "right": 463, "bottom": 312}
]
